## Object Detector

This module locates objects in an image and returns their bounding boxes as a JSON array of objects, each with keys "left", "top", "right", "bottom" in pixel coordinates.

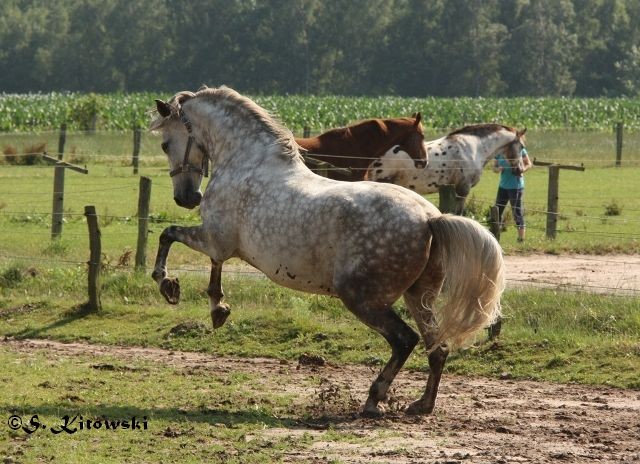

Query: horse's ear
[
  {"left": 414, "top": 112, "right": 422, "bottom": 125},
  {"left": 156, "top": 99, "right": 172, "bottom": 118},
  {"left": 518, "top": 127, "right": 527, "bottom": 137}
]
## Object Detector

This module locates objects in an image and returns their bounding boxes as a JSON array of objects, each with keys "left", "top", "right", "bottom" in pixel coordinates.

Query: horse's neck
[
  {"left": 465, "top": 130, "right": 517, "bottom": 164},
  {"left": 352, "top": 120, "right": 396, "bottom": 150},
  {"left": 193, "top": 105, "right": 280, "bottom": 168}
]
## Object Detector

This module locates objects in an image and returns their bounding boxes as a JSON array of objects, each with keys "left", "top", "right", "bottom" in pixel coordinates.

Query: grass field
[
  {"left": 1, "top": 129, "right": 639, "bottom": 463},
  {"left": 1, "top": 265, "right": 639, "bottom": 385},
  {"left": 0, "top": 129, "right": 638, "bottom": 266}
]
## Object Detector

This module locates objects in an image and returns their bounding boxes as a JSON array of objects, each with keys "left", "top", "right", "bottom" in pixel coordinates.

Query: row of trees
[{"left": 2, "top": 0, "right": 640, "bottom": 97}]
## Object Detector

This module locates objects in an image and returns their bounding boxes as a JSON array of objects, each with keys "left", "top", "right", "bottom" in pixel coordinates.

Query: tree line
[{"left": 1, "top": 0, "right": 640, "bottom": 97}]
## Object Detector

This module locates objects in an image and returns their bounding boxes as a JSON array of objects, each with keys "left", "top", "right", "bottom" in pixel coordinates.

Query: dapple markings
[
  {"left": 368, "top": 124, "right": 527, "bottom": 214},
  {"left": 150, "top": 86, "right": 515, "bottom": 417}
]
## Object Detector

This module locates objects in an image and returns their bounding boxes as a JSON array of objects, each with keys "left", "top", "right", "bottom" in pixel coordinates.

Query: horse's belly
[{"left": 241, "top": 253, "right": 336, "bottom": 296}]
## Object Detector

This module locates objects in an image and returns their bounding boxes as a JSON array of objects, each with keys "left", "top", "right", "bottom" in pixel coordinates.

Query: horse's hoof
[
  {"left": 361, "top": 405, "right": 385, "bottom": 419},
  {"left": 211, "top": 303, "right": 231, "bottom": 329},
  {"left": 405, "top": 400, "right": 434, "bottom": 416},
  {"left": 160, "top": 277, "right": 180, "bottom": 304}
]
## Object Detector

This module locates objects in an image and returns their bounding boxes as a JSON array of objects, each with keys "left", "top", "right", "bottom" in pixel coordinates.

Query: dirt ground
[
  {"left": 224, "top": 253, "right": 640, "bottom": 296},
  {"left": 503, "top": 253, "right": 640, "bottom": 295},
  {"left": 4, "top": 339, "right": 639, "bottom": 464}
]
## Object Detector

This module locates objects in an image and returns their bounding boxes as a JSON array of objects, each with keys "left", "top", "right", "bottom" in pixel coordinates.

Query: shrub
[{"left": 604, "top": 200, "right": 622, "bottom": 216}]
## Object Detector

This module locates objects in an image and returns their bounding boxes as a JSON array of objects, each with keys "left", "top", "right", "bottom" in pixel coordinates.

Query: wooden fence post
[
  {"left": 132, "top": 126, "right": 141, "bottom": 175},
  {"left": 135, "top": 176, "right": 152, "bottom": 271},
  {"left": 303, "top": 126, "right": 310, "bottom": 138},
  {"left": 546, "top": 166, "right": 560, "bottom": 239},
  {"left": 84, "top": 205, "right": 102, "bottom": 312},
  {"left": 438, "top": 185, "right": 457, "bottom": 214},
  {"left": 45, "top": 156, "right": 89, "bottom": 240},
  {"left": 51, "top": 165, "right": 65, "bottom": 239},
  {"left": 486, "top": 204, "right": 502, "bottom": 340},
  {"left": 534, "top": 159, "right": 585, "bottom": 241},
  {"left": 57, "top": 123, "right": 67, "bottom": 160},
  {"left": 615, "top": 122, "right": 623, "bottom": 167},
  {"left": 489, "top": 205, "right": 501, "bottom": 241}
]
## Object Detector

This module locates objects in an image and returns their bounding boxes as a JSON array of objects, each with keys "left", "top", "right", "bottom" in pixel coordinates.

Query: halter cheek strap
[{"left": 168, "top": 108, "right": 210, "bottom": 178}]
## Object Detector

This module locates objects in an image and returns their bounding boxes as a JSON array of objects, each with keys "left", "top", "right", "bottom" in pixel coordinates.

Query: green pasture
[
  {"left": 0, "top": 129, "right": 638, "bottom": 266},
  {"left": 1, "top": 265, "right": 638, "bottom": 386},
  {"left": 1, "top": 271, "right": 638, "bottom": 463}
]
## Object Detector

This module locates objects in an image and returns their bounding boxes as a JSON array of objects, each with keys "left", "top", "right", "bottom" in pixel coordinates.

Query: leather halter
[{"left": 168, "top": 108, "right": 209, "bottom": 178}]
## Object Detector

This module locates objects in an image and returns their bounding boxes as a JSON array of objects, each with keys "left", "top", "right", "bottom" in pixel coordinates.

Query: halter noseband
[{"left": 168, "top": 107, "right": 209, "bottom": 178}]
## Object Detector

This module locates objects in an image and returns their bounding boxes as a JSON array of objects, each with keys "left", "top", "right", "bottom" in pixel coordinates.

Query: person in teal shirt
[{"left": 493, "top": 148, "right": 532, "bottom": 242}]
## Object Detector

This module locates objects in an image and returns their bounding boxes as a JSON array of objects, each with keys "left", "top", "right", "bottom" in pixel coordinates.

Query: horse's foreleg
[
  {"left": 454, "top": 183, "right": 470, "bottom": 215},
  {"left": 208, "top": 259, "right": 231, "bottom": 329},
  {"left": 152, "top": 225, "right": 209, "bottom": 304}
]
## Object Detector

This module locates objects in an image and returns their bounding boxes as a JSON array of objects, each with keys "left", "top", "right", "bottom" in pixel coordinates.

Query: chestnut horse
[
  {"left": 296, "top": 114, "right": 427, "bottom": 181},
  {"left": 150, "top": 86, "right": 514, "bottom": 417}
]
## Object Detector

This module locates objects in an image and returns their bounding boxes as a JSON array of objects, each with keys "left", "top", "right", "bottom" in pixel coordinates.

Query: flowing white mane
[{"left": 151, "top": 85, "right": 299, "bottom": 159}]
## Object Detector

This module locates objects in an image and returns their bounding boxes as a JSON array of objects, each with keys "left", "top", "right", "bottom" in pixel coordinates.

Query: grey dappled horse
[{"left": 150, "top": 86, "right": 516, "bottom": 417}]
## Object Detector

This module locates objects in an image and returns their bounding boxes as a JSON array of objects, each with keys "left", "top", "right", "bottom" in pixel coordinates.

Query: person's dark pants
[{"left": 496, "top": 187, "right": 525, "bottom": 229}]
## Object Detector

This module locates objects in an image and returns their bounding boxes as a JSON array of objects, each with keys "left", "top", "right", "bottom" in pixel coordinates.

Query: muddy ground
[{"left": 4, "top": 339, "right": 639, "bottom": 464}]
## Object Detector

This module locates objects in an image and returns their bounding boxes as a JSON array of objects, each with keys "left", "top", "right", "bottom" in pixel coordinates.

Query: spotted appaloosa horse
[
  {"left": 296, "top": 114, "right": 427, "bottom": 181},
  {"left": 368, "top": 124, "right": 527, "bottom": 214},
  {"left": 150, "top": 86, "right": 516, "bottom": 417}
]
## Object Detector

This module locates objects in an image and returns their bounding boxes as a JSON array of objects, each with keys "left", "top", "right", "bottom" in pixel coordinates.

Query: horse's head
[
  {"left": 396, "top": 112, "right": 428, "bottom": 169},
  {"left": 502, "top": 128, "right": 527, "bottom": 170},
  {"left": 151, "top": 92, "right": 208, "bottom": 209}
]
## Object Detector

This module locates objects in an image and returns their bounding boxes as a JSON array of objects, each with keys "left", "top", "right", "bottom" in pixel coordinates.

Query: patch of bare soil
[
  {"left": 504, "top": 254, "right": 640, "bottom": 295},
  {"left": 4, "top": 339, "right": 639, "bottom": 463},
  {"left": 205, "top": 254, "right": 640, "bottom": 296}
]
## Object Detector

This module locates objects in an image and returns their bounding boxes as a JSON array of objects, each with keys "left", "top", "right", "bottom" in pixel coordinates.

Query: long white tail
[{"left": 426, "top": 214, "right": 505, "bottom": 349}]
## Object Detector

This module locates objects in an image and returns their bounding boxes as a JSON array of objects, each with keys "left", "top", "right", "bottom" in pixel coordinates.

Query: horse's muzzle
[
  {"left": 174, "top": 191, "right": 202, "bottom": 209},
  {"left": 414, "top": 159, "right": 427, "bottom": 169}
]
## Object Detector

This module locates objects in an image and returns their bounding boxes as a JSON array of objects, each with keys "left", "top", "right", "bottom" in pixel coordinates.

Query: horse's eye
[{"left": 161, "top": 141, "right": 170, "bottom": 153}]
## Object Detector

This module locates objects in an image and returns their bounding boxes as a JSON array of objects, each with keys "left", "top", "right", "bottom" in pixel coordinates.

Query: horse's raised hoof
[
  {"left": 211, "top": 303, "right": 231, "bottom": 329},
  {"left": 160, "top": 277, "right": 181, "bottom": 305},
  {"left": 405, "top": 400, "right": 434, "bottom": 416}
]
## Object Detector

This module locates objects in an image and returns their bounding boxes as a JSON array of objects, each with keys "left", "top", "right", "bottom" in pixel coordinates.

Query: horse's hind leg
[
  {"left": 338, "top": 297, "right": 420, "bottom": 417},
  {"left": 403, "top": 254, "right": 448, "bottom": 415}
]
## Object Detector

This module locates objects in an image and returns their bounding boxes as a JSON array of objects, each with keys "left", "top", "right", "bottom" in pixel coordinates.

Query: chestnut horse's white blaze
[
  {"left": 150, "top": 86, "right": 513, "bottom": 417},
  {"left": 368, "top": 124, "right": 527, "bottom": 214}
]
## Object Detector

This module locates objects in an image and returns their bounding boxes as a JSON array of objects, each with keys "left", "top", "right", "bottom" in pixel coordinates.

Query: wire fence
[
  {"left": 1, "top": 250, "right": 638, "bottom": 297},
  {"left": 1, "top": 128, "right": 639, "bottom": 298}
]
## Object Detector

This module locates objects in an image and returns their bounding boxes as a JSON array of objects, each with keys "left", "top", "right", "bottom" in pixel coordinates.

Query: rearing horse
[
  {"left": 368, "top": 124, "right": 528, "bottom": 214},
  {"left": 296, "top": 114, "right": 427, "bottom": 181},
  {"left": 150, "top": 86, "right": 517, "bottom": 417}
]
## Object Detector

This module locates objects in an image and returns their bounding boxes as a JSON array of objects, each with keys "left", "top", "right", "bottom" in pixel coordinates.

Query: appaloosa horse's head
[
  {"left": 151, "top": 91, "right": 209, "bottom": 209},
  {"left": 501, "top": 127, "right": 527, "bottom": 171}
]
